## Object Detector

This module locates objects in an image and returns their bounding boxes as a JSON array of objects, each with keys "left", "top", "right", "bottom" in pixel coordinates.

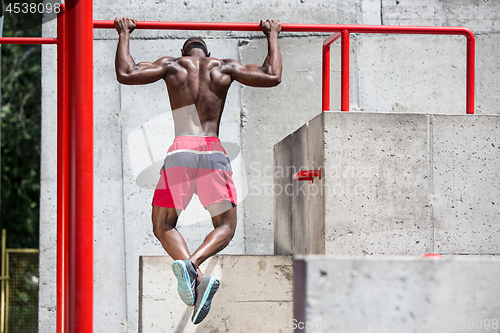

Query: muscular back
[
  {"left": 114, "top": 18, "right": 282, "bottom": 138},
  {"left": 164, "top": 56, "right": 233, "bottom": 137}
]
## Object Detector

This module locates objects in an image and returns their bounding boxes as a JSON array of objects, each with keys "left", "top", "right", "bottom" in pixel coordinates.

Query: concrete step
[
  {"left": 294, "top": 255, "right": 500, "bottom": 333},
  {"left": 139, "top": 255, "right": 293, "bottom": 333},
  {"left": 274, "top": 112, "right": 500, "bottom": 256}
]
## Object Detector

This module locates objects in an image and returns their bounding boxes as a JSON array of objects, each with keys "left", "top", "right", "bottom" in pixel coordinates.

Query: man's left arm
[{"left": 225, "top": 19, "right": 282, "bottom": 87}]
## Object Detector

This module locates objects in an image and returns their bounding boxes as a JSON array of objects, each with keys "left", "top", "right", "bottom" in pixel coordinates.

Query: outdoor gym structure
[{"left": 0, "top": 0, "right": 475, "bottom": 331}]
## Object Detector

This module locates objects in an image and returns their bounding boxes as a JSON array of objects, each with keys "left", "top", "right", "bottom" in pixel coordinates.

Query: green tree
[{"left": 1, "top": 9, "right": 42, "bottom": 249}]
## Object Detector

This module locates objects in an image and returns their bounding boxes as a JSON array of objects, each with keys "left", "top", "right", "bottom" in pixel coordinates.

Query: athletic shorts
[{"left": 152, "top": 135, "right": 237, "bottom": 210}]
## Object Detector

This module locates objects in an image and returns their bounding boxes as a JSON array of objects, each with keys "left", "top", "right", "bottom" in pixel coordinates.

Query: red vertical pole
[
  {"left": 56, "top": 5, "right": 69, "bottom": 333},
  {"left": 66, "top": 0, "right": 94, "bottom": 331},
  {"left": 466, "top": 35, "right": 475, "bottom": 114},
  {"left": 341, "top": 30, "right": 350, "bottom": 111},
  {"left": 322, "top": 44, "right": 331, "bottom": 112}
]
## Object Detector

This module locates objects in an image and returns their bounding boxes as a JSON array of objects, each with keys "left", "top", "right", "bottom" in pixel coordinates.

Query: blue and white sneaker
[
  {"left": 191, "top": 276, "right": 220, "bottom": 325},
  {"left": 172, "top": 259, "right": 198, "bottom": 306}
]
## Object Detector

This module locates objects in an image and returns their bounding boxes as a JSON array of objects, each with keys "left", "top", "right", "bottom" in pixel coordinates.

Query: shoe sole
[
  {"left": 192, "top": 277, "right": 220, "bottom": 324},
  {"left": 172, "top": 261, "right": 195, "bottom": 306}
]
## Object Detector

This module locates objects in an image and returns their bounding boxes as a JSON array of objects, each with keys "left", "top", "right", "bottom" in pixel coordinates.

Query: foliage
[
  {"left": 1, "top": 10, "right": 42, "bottom": 249},
  {"left": 7, "top": 252, "right": 39, "bottom": 333}
]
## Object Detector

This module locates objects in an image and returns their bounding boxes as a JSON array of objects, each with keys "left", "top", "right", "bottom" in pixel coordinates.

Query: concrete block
[
  {"left": 432, "top": 115, "right": 500, "bottom": 254},
  {"left": 305, "top": 114, "right": 326, "bottom": 254},
  {"left": 274, "top": 112, "right": 500, "bottom": 256},
  {"left": 294, "top": 255, "right": 500, "bottom": 333},
  {"left": 274, "top": 134, "right": 293, "bottom": 255},
  {"left": 274, "top": 114, "right": 326, "bottom": 256},
  {"left": 323, "top": 112, "right": 431, "bottom": 255},
  {"left": 289, "top": 115, "right": 325, "bottom": 255},
  {"left": 139, "top": 255, "right": 293, "bottom": 333},
  {"left": 291, "top": 124, "right": 309, "bottom": 255}
]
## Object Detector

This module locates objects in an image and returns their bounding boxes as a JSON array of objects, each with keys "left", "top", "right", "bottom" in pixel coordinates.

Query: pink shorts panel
[
  {"left": 195, "top": 168, "right": 237, "bottom": 208},
  {"left": 151, "top": 136, "right": 238, "bottom": 210}
]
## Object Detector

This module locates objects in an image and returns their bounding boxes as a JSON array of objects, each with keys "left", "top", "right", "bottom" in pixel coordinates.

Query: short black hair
[{"left": 183, "top": 37, "right": 209, "bottom": 56}]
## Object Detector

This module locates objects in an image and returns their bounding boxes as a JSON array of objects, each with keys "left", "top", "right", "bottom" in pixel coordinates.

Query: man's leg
[
  {"left": 151, "top": 205, "right": 191, "bottom": 260},
  {"left": 188, "top": 202, "right": 235, "bottom": 324},
  {"left": 152, "top": 205, "right": 202, "bottom": 306},
  {"left": 152, "top": 205, "right": 205, "bottom": 276},
  {"left": 189, "top": 202, "right": 237, "bottom": 283}
]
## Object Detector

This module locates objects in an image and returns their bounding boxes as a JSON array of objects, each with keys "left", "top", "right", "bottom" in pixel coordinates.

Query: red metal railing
[
  {"left": 292, "top": 169, "right": 322, "bottom": 183},
  {"left": 0, "top": 37, "right": 58, "bottom": 44},
  {"left": 321, "top": 25, "right": 475, "bottom": 114},
  {"left": 68, "top": 0, "right": 94, "bottom": 332},
  {"left": 0, "top": 17, "right": 476, "bottom": 333},
  {"left": 56, "top": 5, "right": 69, "bottom": 333},
  {"left": 94, "top": 20, "right": 475, "bottom": 114}
]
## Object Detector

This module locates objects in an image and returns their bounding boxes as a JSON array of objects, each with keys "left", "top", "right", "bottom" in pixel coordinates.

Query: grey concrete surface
[
  {"left": 357, "top": 35, "right": 466, "bottom": 114},
  {"left": 432, "top": 115, "right": 500, "bottom": 254},
  {"left": 39, "top": 29, "right": 58, "bottom": 331},
  {"left": 274, "top": 112, "right": 500, "bottom": 256},
  {"left": 274, "top": 135, "right": 293, "bottom": 255},
  {"left": 274, "top": 115, "right": 325, "bottom": 255},
  {"left": 240, "top": 36, "right": 328, "bottom": 254},
  {"left": 377, "top": 0, "right": 500, "bottom": 115},
  {"left": 294, "top": 255, "right": 500, "bottom": 333},
  {"left": 92, "top": 0, "right": 362, "bottom": 40},
  {"left": 139, "top": 255, "right": 293, "bottom": 333},
  {"left": 381, "top": 0, "right": 500, "bottom": 33},
  {"left": 39, "top": 0, "right": 500, "bottom": 332},
  {"left": 323, "top": 112, "right": 432, "bottom": 255}
]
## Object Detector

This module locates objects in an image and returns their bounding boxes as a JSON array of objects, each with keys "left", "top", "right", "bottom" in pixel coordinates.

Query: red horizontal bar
[
  {"left": 0, "top": 37, "right": 58, "bottom": 44},
  {"left": 94, "top": 20, "right": 261, "bottom": 31},
  {"left": 93, "top": 20, "right": 474, "bottom": 38}
]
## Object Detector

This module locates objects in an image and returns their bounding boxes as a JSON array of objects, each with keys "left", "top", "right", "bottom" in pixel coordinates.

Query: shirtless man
[{"left": 114, "top": 17, "right": 282, "bottom": 325}]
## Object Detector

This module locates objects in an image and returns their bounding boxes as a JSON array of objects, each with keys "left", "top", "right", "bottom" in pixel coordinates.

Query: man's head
[{"left": 182, "top": 37, "right": 210, "bottom": 57}]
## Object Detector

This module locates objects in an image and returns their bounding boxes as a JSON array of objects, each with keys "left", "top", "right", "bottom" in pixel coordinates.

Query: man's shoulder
[
  {"left": 220, "top": 58, "right": 239, "bottom": 64},
  {"left": 155, "top": 56, "right": 177, "bottom": 67},
  {"left": 219, "top": 58, "right": 242, "bottom": 71},
  {"left": 172, "top": 56, "right": 238, "bottom": 64},
  {"left": 200, "top": 56, "right": 235, "bottom": 65}
]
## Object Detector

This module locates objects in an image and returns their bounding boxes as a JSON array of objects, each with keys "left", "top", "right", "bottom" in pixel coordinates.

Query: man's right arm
[
  {"left": 115, "top": 17, "right": 173, "bottom": 85},
  {"left": 227, "top": 19, "right": 282, "bottom": 87}
]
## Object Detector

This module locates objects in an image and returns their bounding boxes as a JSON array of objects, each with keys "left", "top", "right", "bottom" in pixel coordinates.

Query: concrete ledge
[
  {"left": 294, "top": 255, "right": 500, "bottom": 333},
  {"left": 139, "top": 255, "right": 293, "bottom": 333},
  {"left": 274, "top": 112, "right": 500, "bottom": 256}
]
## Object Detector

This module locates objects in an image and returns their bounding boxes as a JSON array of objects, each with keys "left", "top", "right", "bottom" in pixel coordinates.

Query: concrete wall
[
  {"left": 275, "top": 112, "right": 500, "bottom": 256},
  {"left": 294, "top": 255, "right": 500, "bottom": 333},
  {"left": 39, "top": 0, "right": 500, "bottom": 332},
  {"left": 139, "top": 255, "right": 293, "bottom": 333}
]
